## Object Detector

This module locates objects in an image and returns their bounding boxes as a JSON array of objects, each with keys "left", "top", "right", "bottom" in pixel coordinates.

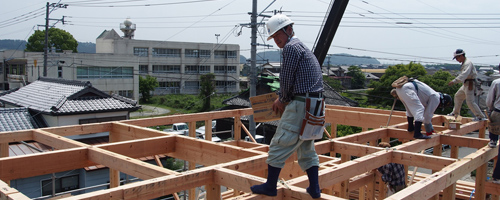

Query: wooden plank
[
  {"left": 121, "top": 109, "right": 254, "bottom": 127},
  {"left": 87, "top": 148, "right": 174, "bottom": 180},
  {"left": 440, "top": 134, "right": 489, "bottom": 149},
  {"left": 0, "top": 147, "right": 92, "bottom": 180},
  {"left": 389, "top": 146, "right": 497, "bottom": 200},
  {"left": 330, "top": 140, "right": 381, "bottom": 157},
  {"left": 392, "top": 151, "right": 456, "bottom": 171},
  {"left": 0, "top": 143, "right": 8, "bottom": 158},
  {"left": 0, "top": 130, "right": 32, "bottom": 143},
  {"left": 475, "top": 163, "right": 487, "bottom": 200},
  {"left": 335, "top": 128, "right": 387, "bottom": 144},
  {"left": 110, "top": 122, "right": 166, "bottom": 141},
  {"left": 205, "top": 183, "right": 221, "bottom": 200},
  {"left": 41, "top": 123, "right": 112, "bottom": 137},
  {"left": 33, "top": 130, "right": 89, "bottom": 150},
  {"left": 234, "top": 116, "right": 241, "bottom": 141},
  {"left": 325, "top": 108, "right": 406, "bottom": 128},
  {"left": 73, "top": 169, "right": 214, "bottom": 200},
  {"left": 95, "top": 136, "right": 176, "bottom": 159}
]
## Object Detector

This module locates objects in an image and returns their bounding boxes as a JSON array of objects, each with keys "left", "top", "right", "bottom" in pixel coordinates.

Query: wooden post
[
  {"left": 479, "top": 124, "right": 486, "bottom": 139},
  {"left": 474, "top": 163, "right": 487, "bottom": 200},
  {"left": 450, "top": 145, "right": 459, "bottom": 159},
  {"left": 109, "top": 130, "right": 120, "bottom": 188},
  {"left": 234, "top": 116, "right": 241, "bottom": 141},
  {"left": 366, "top": 172, "right": 375, "bottom": 200},
  {"left": 429, "top": 144, "right": 442, "bottom": 200},
  {"left": 0, "top": 143, "right": 9, "bottom": 185},
  {"left": 339, "top": 154, "right": 350, "bottom": 198},
  {"left": 442, "top": 183, "right": 456, "bottom": 200},
  {"left": 205, "top": 120, "right": 212, "bottom": 141},
  {"left": 330, "top": 123, "right": 338, "bottom": 157},
  {"left": 189, "top": 161, "right": 196, "bottom": 200},
  {"left": 205, "top": 183, "right": 221, "bottom": 200}
]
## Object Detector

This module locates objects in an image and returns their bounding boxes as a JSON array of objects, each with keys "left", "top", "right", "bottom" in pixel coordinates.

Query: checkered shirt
[{"left": 378, "top": 163, "right": 406, "bottom": 187}]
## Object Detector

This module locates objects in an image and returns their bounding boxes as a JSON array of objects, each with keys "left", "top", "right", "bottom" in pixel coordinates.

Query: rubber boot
[
  {"left": 306, "top": 166, "right": 321, "bottom": 198},
  {"left": 413, "top": 121, "right": 430, "bottom": 139},
  {"left": 407, "top": 117, "right": 414, "bottom": 132},
  {"left": 250, "top": 164, "right": 281, "bottom": 196}
]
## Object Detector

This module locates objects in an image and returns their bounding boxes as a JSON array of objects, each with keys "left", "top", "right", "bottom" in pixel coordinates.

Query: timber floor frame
[{"left": 0, "top": 105, "right": 499, "bottom": 200}]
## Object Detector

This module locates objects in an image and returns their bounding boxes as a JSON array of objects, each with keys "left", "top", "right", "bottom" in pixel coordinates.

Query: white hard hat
[{"left": 266, "top": 14, "right": 294, "bottom": 41}]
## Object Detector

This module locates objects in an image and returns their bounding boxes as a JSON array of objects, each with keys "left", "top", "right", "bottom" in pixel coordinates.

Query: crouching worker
[
  {"left": 377, "top": 142, "right": 407, "bottom": 196},
  {"left": 391, "top": 76, "right": 452, "bottom": 139}
]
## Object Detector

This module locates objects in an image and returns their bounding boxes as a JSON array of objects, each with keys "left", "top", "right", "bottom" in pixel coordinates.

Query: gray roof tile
[{"left": 0, "top": 107, "right": 37, "bottom": 132}]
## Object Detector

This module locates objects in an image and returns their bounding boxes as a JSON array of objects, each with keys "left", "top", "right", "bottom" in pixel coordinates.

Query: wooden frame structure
[{"left": 0, "top": 105, "right": 498, "bottom": 200}]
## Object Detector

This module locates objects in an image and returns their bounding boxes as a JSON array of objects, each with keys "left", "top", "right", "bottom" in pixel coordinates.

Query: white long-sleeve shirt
[
  {"left": 452, "top": 58, "right": 477, "bottom": 84},
  {"left": 395, "top": 80, "right": 439, "bottom": 122},
  {"left": 486, "top": 78, "right": 500, "bottom": 112}
]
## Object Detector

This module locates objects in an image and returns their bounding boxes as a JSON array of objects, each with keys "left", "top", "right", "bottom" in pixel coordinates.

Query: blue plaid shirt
[
  {"left": 279, "top": 37, "right": 324, "bottom": 103},
  {"left": 378, "top": 163, "right": 406, "bottom": 187}
]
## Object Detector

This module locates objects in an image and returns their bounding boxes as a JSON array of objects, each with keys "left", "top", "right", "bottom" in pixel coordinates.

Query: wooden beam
[
  {"left": 122, "top": 109, "right": 254, "bottom": 127},
  {"left": 72, "top": 168, "right": 215, "bottom": 199},
  {"left": 0, "top": 130, "right": 32, "bottom": 143},
  {"left": 234, "top": 116, "right": 242, "bottom": 141},
  {"left": 325, "top": 108, "right": 406, "bottom": 128},
  {"left": 87, "top": 147, "right": 174, "bottom": 179},
  {"left": 95, "top": 135, "right": 176, "bottom": 159},
  {"left": 110, "top": 122, "right": 166, "bottom": 141},
  {"left": 392, "top": 151, "right": 456, "bottom": 171},
  {"left": 390, "top": 146, "right": 497, "bottom": 199},
  {"left": 440, "top": 134, "right": 489, "bottom": 149},
  {"left": 41, "top": 123, "right": 112, "bottom": 137},
  {"left": 33, "top": 130, "right": 89, "bottom": 149},
  {"left": 0, "top": 147, "right": 91, "bottom": 180}
]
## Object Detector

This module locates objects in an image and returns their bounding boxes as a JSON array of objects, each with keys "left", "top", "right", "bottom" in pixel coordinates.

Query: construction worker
[
  {"left": 250, "top": 13, "right": 323, "bottom": 198},
  {"left": 487, "top": 65, "right": 500, "bottom": 183},
  {"left": 391, "top": 76, "right": 452, "bottom": 139},
  {"left": 377, "top": 142, "right": 406, "bottom": 196},
  {"left": 447, "top": 49, "right": 486, "bottom": 121}
]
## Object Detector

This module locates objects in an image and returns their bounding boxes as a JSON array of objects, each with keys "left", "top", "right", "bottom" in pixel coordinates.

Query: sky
[{"left": 1, "top": 0, "right": 500, "bottom": 66}]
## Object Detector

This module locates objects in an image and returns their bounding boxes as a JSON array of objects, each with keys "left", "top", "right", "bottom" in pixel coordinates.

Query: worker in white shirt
[
  {"left": 391, "top": 76, "right": 452, "bottom": 139},
  {"left": 447, "top": 49, "right": 486, "bottom": 121}
]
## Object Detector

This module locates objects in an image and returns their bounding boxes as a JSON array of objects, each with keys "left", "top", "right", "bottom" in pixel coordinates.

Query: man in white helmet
[
  {"left": 250, "top": 14, "right": 323, "bottom": 199},
  {"left": 447, "top": 49, "right": 486, "bottom": 121}
]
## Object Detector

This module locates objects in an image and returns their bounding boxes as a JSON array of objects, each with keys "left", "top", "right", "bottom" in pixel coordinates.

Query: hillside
[
  {"left": 0, "top": 39, "right": 96, "bottom": 53},
  {"left": 240, "top": 50, "right": 381, "bottom": 65}
]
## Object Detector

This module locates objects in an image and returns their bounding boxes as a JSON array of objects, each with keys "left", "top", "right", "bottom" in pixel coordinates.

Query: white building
[{"left": 0, "top": 19, "right": 240, "bottom": 100}]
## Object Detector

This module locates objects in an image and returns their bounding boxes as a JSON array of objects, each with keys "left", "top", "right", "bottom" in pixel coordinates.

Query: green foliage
[
  {"left": 199, "top": 73, "right": 216, "bottom": 112},
  {"left": 145, "top": 93, "right": 234, "bottom": 114},
  {"left": 323, "top": 75, "right": 343, "bottom": 90},
  {"left": 25, "top": 28, "right": 78, "bottom": 52},
  {"left": 162, "top": 158, "right": 183, "bottom": 170},
  {"left": 347, "top": 66, "right": 366, "bottom": 89},
  {"left": 139, "top": 75, "right": 159, "bottom": 103},
  {"left": 367, "top": 62, "right": 427, "bottom": 106},
  {"left": 337, "top": 125, "right": 362, "bottom": 137}
]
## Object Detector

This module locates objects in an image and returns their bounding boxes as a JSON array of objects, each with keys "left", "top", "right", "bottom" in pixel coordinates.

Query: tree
[
  {"left": 139, "top": 75, "right": 158, "bottom": 103},
  {"left": 346, "top": 66, "right": 366, "bottom": 89},
  {"left": 199, "top": 73, "right": 216, "bottom": 111},
  {"left": 323, "top": 75, "right": 343, "bottom": 91},
  {"left": 25, "top": 28, "right": 78, "bottom": 52}
]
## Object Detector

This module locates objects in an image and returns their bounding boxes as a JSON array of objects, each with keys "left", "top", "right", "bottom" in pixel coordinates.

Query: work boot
[
  {"left": 306, "top": 166, "right": 321, "bottom": 199},
  {"left": 407, "top": 117, "right": 414, "bottom": 132},
  {"left": 251, "top": 164, "right": 281, "bottom": 196},
  {"left": 413, "top": 121, "right": 430, "bottom": 139}
]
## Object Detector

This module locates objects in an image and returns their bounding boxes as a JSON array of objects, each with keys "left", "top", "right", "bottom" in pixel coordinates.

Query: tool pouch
[
  {"left": 299, "top": 97, "right": 325, "bottom": 140},
  {"left": 468, "top": 80, "right": 473, "bottom": 91}
]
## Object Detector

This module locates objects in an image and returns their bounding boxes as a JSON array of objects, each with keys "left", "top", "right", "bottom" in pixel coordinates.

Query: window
[
  {"left": 118, "top": 90, "right": 133, "bottom": 98},
  {"left": 134, "top": 47, "right": 148, "bottom": 57},
  {"left": 214, "top": 51, "right": 226, "bottom": 59},
  {"left": 216, "top": 81, "right": 236, "bottom": 89},
  {"left": 214, "top": 50, "right": 237, "bottom": 58},
  {"left": 153, "top": 65, "right": 180, "bottom": 73},
  {"left": 200, "top": 50, "right": 211, "bottom": 58},
  {"left": 139, "top": 65, "right": 148, "bottom": 74},
  {"left": 58, "top": 66, "right": 63, "bottom": 78},
  {"left": 41, "top": 175, "right": 79, "bottom": 196},
  {"left": 159, "top": 81, "right": 180, "bottom": 88},
  {"left": 185, "top": 65, "right": 198, "bottom": 74},
  {"left": 199, "top": 65, "right": 210, "bottom": 74},
  {"left": 77, "top": 66, "right": 133, "bottom": 79},
  {"left": 153, "top": 48, "right": 181, "bottom": 57},
  {"left": 185, "top": 49, "right": 199, "bottom": 58},
  {"left": 185, "top": 81, "right": 199, "bottom": 89},
  {"left": 227, "top": 51, "right": 237, "bottom": 58},
  {"left": 214, "top": 66, "right": 237, "bottom": 74}
]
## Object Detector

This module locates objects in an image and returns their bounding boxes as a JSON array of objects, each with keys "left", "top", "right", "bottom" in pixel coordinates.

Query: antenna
[{"left": 120, "top": 18, "right": 136, "bottom": 39}]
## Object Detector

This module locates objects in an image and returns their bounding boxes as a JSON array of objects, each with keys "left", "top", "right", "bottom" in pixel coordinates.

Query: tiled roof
[
  {"left": 0, "top": 107, "right": 38, "bottom": 132},
  {"left": 0, "top": 78, "right": 140, "bottom": 115}
]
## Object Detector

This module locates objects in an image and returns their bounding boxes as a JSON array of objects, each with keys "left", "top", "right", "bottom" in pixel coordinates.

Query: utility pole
[
  {"left": 43, "top": 2, "right": 68, "bottom": 77},
  {"left": 249, "top": 0, "right": 257, "bottom": 138}
]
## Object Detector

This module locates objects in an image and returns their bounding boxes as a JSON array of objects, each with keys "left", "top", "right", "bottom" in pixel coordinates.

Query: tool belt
[
  {"left": 299, "top": 97, "right": 325, "bottom": 140},
  {"left": 489, "top": 111, "right": 500, "bottom": 135},
  {"left": 464, "top": 79, "right": 475, "bottom": 91}
]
